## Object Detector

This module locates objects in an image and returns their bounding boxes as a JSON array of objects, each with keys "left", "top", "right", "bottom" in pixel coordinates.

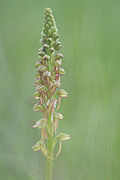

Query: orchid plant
[{"left": 32, "top": 8, "right": 70, "bottom": 180}]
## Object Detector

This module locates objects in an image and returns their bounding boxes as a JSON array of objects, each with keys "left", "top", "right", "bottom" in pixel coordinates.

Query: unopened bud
[
  {"left": 54, "top": 44, "right": 62, "bottom": 51},
  {"left": 55, "top": 53, "right": 64, "bottom": 60},
  {"left": 43, "top": 71, "right": 51, "bottom": 77},
  {"left": 50, "top": 47, "right": 55, "bottom": 53},
  {"left": 34, "top": 60, "right": 41, "bottom": 68},
  {"left": 54, "top": 59, "right": 62, "bottom": 66},
  {"left": 43, "top": 54, "right": 50, "bottom": 60},
  {"left": 39, "top": 51, "right": 45, "bottom": 57},
  {"left": 36, "top": 85, "right": 46, "bottom": 91},
  {"left": 34, "top": 78, "right": 41, "bottom": 87},
  {"left": 52, "top": 80, "right": 61, "bottom": 87},
  {"left": 35, "top": 72, "right": 40, "bottom": 78},
  {"left": 47, "top": 38, "right": 52, "bottom": 44},
  {"left": 40, "top": 39, "right": 44, "bottom": 44},
  {"left": 43, "top": 44, "right": 49, "bottom": 49},
  {"left": 37, "top": 65, "right": 47, "bottom": 72},
  {"left": 53, "top": 34, "right": 59, "bottom": 41}
]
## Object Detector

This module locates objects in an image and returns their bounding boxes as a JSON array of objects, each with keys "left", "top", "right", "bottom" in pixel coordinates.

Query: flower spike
[{"left": 32, "top": 8, "right": 70, "bottom": 180}]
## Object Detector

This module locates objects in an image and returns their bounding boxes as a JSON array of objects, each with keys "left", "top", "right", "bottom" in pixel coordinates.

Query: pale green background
[{"left": 0, "top": 0, "right": 120, "bottom": 179}]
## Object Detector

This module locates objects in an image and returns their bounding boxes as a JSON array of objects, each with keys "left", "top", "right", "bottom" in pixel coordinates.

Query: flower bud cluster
[{"left": 32, "top": 8, "right": 70, "bottom": 159}]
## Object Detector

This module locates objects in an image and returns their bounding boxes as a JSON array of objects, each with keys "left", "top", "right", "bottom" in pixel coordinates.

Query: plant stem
[
  {"left": 46, "top": 135, "right": 53, "bottom": 180},
  {"left": 46, "top": 111, "right": 53, "bottom": 180}
]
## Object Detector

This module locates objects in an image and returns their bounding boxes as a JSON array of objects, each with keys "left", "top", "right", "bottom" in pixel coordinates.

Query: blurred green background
[{"left": 0, "top": 0, "right": 120, "bottom": 179}]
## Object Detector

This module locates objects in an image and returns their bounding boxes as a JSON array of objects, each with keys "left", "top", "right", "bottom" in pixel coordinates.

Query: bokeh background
[{"left": 0, "top": 0, "right": 120, "bottom": 179}]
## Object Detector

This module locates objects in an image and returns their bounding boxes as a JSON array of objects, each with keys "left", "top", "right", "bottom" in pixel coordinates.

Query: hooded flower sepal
[
  {"left": 53, "top": 133, "right": 70, "bottom": 158},
  {"left": 32, "top": 140, "right": 53, "bottom": 160},
  {"left": 33, "top": 103, "right": 42, "bottom": 112},
  {"left": 58, "top": 89, "right": 68, "bottom": 97},
  {"left": 33, "top": 118, "right": 50, "bottom": 134},
  {"left": 53, "top": 112, "right": 63, "bottom": 133}
]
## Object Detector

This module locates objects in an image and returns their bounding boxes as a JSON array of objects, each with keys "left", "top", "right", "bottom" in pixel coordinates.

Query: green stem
[
  {"left": 46, "top": 135, "right": 53, "bottom": 180},
  {"left": 46, "top": 110, "right": 53, "bottom": 180}
]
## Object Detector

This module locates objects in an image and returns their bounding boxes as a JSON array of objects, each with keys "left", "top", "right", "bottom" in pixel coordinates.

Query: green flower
[{"left": 32, "top": 8, "right": 70, "bottom": 161}]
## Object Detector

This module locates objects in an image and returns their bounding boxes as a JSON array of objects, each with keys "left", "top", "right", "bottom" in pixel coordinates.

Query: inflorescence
[{"left": 32, "top": 8, "right": 70, "bottom": 159}]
